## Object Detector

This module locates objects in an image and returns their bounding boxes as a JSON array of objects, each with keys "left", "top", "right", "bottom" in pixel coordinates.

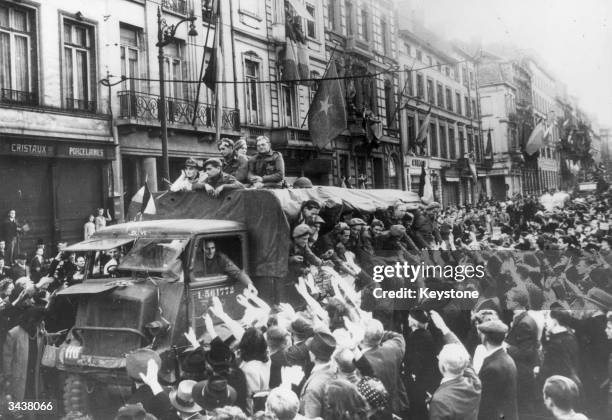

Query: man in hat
[
  {"left": 360, "top": 318, "right": 409, "bottom": 417},
  {"left": 2, "top": 210, "right": 22, "bottom": 265},
  {"left": 169, "top": 380, "right": 202, "bottom": 419},
  {"left": 286, "top": 316, "right": 315, "bottom": 393},
  {"left": 218, "top": 138, "right": 249, "bottom": 184},
  {"left": 288, "top": 224, "right": 329, "bottom": 278},
  {"left": 125, "top": 349, "right": 180, "bottom": 420},
  {"left": 192, "top": 376, "right": 237, "bottom": 415},
  {"left": 564, "top": 287, "right": 612, "bottom": 419},
  {"left": 193, "top": 239, "right": 256, "bottom": 294},
  {"left": 476, "top": 320, "right": 518, "bottom": 420},
  {"left": 170, "top": 158, "right": 206, "bottom": 192},
  {"left": 9, "top": 253, "right": 28, "bottom": 281},
  {"left": 299, "top": 332, "right": 337, "bottom": 418},
  {"left": 412, "top": 202, "right": 441, "bottom": 249},
  {"left": 200, "top": 158, "right": 244, "bottom": 198},
  {"left": 248, "top": 135, "right": 285, "bottom": 189}
]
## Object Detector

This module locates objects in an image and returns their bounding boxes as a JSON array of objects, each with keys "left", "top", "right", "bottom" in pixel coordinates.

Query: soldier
[
  {"left": 201, "top": 158, "right": 244, "bottom": 198},
  {"left": 218, "top": 137, "right": 249, "bottom": 183},
  {"left": 248, "top": 135, "right": 285, "bottom": 189},
  {"left": 170, "top": 157, "right": 206, "bottom": 192}
]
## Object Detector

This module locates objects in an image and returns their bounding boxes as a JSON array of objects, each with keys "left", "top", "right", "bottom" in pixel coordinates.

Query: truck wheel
[{"left": 63, "top": 374, "right": 91, "bottom": 416}]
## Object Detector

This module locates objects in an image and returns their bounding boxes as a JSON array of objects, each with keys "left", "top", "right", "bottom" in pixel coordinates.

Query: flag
[
  {"left": 419, "top": 163, "right": 434, "bottom": 204},
  {"left": 525, "top": 121, "right": 546, "bottom": 156},
  {"left": 485, "top": 130, "right": 492, "bottom": 157},
  {"left": 286, "top": 0, "right": 313, "bottom": 20},
  {"left": 308, "top": 61, "right": 347, "bottom": 149},
  {"left": 468, "top": 157, "right": 478, "bottom": 183},
  {"left": 418, "top": 161, "right": 426, "bottom": 197},
  {"left": 131, "top": 183, "right": 156, "bottom": 216},
  {"left": 415, "top": 108, "right": 432, "bottom": 149},
  {"left": 203, "top": 6, "right": 222, "bottom": 92},
  {"left": 280, "top": 39, "right": 299, "bottom": 81},
  {"left": 543, "top": 123, "right": 554, "bottom": 145}
]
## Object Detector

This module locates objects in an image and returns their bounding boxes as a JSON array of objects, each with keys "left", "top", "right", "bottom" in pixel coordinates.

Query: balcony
[
  {"left": 117, "top": 90, "right": 240, "bottom": 132},
  {"left": 162, "top": 0, "right": 188, "bottom": 15},
  {"left": 65, "top": 97, "right": 97, "bottom": 113},
  {"left": 0, "top": 88, "right": 38, "bottom": 106}
]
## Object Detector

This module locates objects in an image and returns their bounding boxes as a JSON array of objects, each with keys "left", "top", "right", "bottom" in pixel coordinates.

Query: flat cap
[
  {"left": 477, "top": 320, "right": 508, "bottom": 335},
  {"left": 348, "top": 218, "right": 367, "bottom": 226},
  {"left": 203, "top": 158, "right": 222, "bottom": 168},
  {"left": 292, "top": 224, "right": 312, "bottom": 238}
]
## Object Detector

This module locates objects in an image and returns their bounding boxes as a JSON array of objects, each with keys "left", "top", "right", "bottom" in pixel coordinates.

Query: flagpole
[
  {"left": 214, "top": 0, "right": 223, "bottom": 143},
  {"left": 300, "top": 42, "right": 339, "bottom": 128}
]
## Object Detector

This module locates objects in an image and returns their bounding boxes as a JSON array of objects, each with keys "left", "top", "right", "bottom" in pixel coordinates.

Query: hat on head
[
  {"left": 203, "top": 158, "right": 222, "bottom": 168},
  {"left": 302, "top": 199, "right": 321, "bottom": 209},
  {"left": 218, "top": 138, "right": 234, "bottom": 149},
  {"left": 181, "top": 347, "right": 207, "bottom": 375},
  {"left": 357, "top": 377, "right": 390, "bottom": 410},
  {"left": 348, "top": 218, "right": 366, "bottom": 226},
  {"left": 477, "top": 320, "right": 509, "bottom": 335},
  {"left": 205, "top": 338, "right": 235, "bottom": 368},
  {"left": 16, "top": 253, "right": 27, "bottom": 261},
  {"left": 583, "top": 287, "right": 612, "bottom": 311},
  {"left": 126, "top": 348, "right": 161, "bottom": 381},
  {"left": 288, "top": 316, "right": 314, "bottom": 341},
  {"left": 408, "top": 309, "right": 429, "bottom": 324},
  {"left": 334, "top": 222, "right": 350, "bottom": 232},
  {"left": 169, "top": 380, "right": 202, "bottom": 414},
  {"left": 114, "top": 403, "right": 157, "bottom": 420},
  {"left": 184, "top": 157, "right": 201, "bottom": 168},
  {"left": 292, "top": 224, "right": 312, "bottom": 239},
  {"left": 389, "top": 224, "right": 406, "bottom": 238},
  {"left": 293, "top": 177, "right": 314, "bottom": 188},
  {"left": 192, "top": 376, "right": 237, "bottom": 411},
  {"left": 306, "top": 332, "right": 336, "bottom": 361},
  {"left": 426, "top": 202, "right": 441, "bottom": 210}
]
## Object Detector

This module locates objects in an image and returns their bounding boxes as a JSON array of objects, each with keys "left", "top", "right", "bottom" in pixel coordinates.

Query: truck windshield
[{"left": 119, "top": 238, "right": 187, "bottom": 276}]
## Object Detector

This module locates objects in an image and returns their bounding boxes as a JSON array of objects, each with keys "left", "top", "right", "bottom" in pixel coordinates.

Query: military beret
[
  {"left": 203, "top": 158, "right": 222, "bottom": 168},
  {"left": 477, "top": 320, "right": 508, "bottom": 335},
  {"left": 292, "top": 224, "right": 312, "bottom": 238},
  {"left": 348, "top": 218, "right": 366, "bottom": 226}
]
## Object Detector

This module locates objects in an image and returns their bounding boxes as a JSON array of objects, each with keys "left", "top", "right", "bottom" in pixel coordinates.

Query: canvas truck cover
[{"left": 127, "top": 187, "right": 421, "bottom": 278}]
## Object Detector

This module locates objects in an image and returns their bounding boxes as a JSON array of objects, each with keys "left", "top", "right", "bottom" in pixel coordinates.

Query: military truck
[{"left": 50, "top": 187, "right": 419, "bottom": 416}]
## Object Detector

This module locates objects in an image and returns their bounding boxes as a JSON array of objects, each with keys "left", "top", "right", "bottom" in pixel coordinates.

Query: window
[
  {"left": 436, "top": 82, "right": 443, "bottom": 107},
  {"left": 471, "top": 99, "right": 477, "bottom": 118},
  {"left": 384, "top": 79, "right": 396, "bottom": 129},
  {"left": 281, "top": 84, "right": 298, "bottom": 127},
  {"left": 360, "top": 8, "right": 369, "bottom": 41},
  {"left": 0, "top": 3, "right": 36, "bottom": 105},
  {"left": 456, "top": 92, "right": 461, "bottom": 115},
  {"left": 404, "top": 43, "right": 411, "bottom": 56},
  {"left": 429, "top": 122, "right": 438, "bottom": 157},
  {"left": 448, "top": 127, "right": 456, "bottom": 159},
  {"left": 305, "top": 3, "right": 316, "bottom": 39},
  {"left": 244, "top": 58, "right": 262, "bottom": 125},
  {"left": 162, "top": 0, "right": 188, "bottom": 15},
  {"left": 427, "top": 79, "right": 434, "bottom": 103},
  {"left": 404, "top": 70, "right": 413, "bottom": 97},
  {"left": 309, "top": 70, "right": 320, "bottom": 103},
  {"left": 345, "top": 1, "right": 354, "bottom": 36},
  {"left": 163, "top": 40, "right": 186, "bottom": 100},
  {"left": 416, "top": 50, "right": 422, "bottom": 62},
  {"left": 416, "top": 73, "right": 424, "bottom": 99},
  {"left": 439, "top": 125, "right": 447, "bottom": 158},
  {"left": 202, "top": 0, "right": 217, "bottom": 23},
  {"left": 427, "top": 56, "right": 432, "bottom": 65},
  {"left": 445, "top": 87, "right": 452, "bottom": 111},
  {"left": 445, "top": 66, "right": 450, "bottom": 77},
  {"left": 326, "top": 0, "right": 338, "bottom": 31},
  {"left": 465, "top": 96, "right": 470, "bottom": 118},
  {"left": 63, "top": 19, "right": 96, "bottom": 112},
  {"left": 462, "top": 65, "right": 469, "bottom": 86},
  {"left": 458, "top": 129, "right": 465, "bottom": 157},
  {"left": 407, "top": 115, "right": 415, "bottom": 148},
  {"left": 120, "top": 25, "right": 142, "bottom": 93},
  {"left": 380, "top": 18, "right": 389, "bottom": 55}
]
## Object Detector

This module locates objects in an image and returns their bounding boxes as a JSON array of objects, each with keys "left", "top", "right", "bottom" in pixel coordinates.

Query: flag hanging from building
[
  {"left": 415, "top": 107, "right": 432, "bottom": 149},
  {"left": 203, "top": 5, "right": 222, "bottom": 93},
  {"left": 485, "top": 130, "right": 492, "bottom": 157},
  {"left": 308, "top": 61, "right": 347, "bottom": 149},
  {"left": 132, "top": 182, "right": 156, "bottom": 218},
  {"left": 543, "top": 122, "right": 554, "bottom": 145},
  {"left": 421, "top": 163, "right": 434, "bottom": 204},
  {"left": 525, "top": 121, "right": 546, "bottom": 156},
  {"left": 280, "top": 39, "right": 299, "bottom": 81}
]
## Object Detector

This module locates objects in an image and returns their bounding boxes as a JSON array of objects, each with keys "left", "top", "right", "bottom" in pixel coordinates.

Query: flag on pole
[
  {"left": 525, "top": 121, "right": 546, "bottom": 156},
  {"left": 280, "top": 39, "right": 299, "bottom": 81},
  {"left": 203, "top": 3, "right": 222, "bottom": 93},
  {"left": 485, "top": 130, "right": 492, "bottom": 157},
  {"left": 543, "top": 122, "right": 554, "bottom": 145},
  {"left": 131, "top": 183, "right": 156, "bottom": 217},
  {"left": 415, "top": 107, "right": 432, "bottom": 149},
  {"left": 308, "top": 61, "right": 347, "bottom": 149}
]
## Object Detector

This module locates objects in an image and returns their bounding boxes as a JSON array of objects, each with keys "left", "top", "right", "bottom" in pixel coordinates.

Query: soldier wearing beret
[
  {"left": 201, "top": 158, "right": 245, "bottom": 198},
  {"left": 248, "top": 136, "right": 285, "bottom": 189},
  {"left": 218, "top": 138, "right": 249, "bottom": 184}
]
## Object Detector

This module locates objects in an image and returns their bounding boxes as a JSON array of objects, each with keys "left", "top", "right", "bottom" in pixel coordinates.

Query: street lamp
[{"left": 157, "top": 6, "right": 198, "bottom": 189}]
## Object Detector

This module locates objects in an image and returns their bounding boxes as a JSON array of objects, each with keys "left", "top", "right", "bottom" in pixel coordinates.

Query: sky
[{"left": 410, "top": 0, "right": 612, "bottom": 128}]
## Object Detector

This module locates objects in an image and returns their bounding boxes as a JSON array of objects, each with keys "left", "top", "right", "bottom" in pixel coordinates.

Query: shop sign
[{"left": 3, "top": 141, "right": 54, "bottom": 156}]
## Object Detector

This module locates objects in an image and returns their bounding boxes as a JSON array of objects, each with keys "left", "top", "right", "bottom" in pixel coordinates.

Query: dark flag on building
[
  {"left": 308, "top": 61, "right": 347, "bottom": 149},
  {"left": 485, "top": 130, "right": 492, "bottom": 157},
  {"left": 418, "top": 161, "right": 426, "bottom": 197},
  {"left": 203, "top": 4, "right": 222, "bottom": 93}
]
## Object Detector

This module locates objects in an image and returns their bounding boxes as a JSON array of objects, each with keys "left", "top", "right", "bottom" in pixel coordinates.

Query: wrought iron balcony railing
[
  {"left": 162, "top": 0, "right": 188, "bottom": 15},
  {"left": 118, "top": 90, "right": 240, "bottom": 131},
  {"left": 0, "top": 88, "right": 38, "bottom": 106},
  {"left": 65, "top": 97, "right": 97, "bottom": 113}
]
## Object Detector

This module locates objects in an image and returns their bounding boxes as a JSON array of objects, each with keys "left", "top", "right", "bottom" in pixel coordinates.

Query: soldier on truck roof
[{"left": 248, "top": 136, "right": 285, "bottom": 189}]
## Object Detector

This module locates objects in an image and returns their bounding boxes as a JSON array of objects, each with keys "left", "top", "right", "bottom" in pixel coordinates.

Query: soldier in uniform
[
  {"left": 218, "top": 138, "right": 249, "bottom": 183},
  {"left": 201, "top": 158, "right": 245, "bottom": 198},
  {"left": 170, "top": 157, "right": 206, "bottom": 191},
  {"left": 248, "top": 135, "right": 285, "bottom": 189}
]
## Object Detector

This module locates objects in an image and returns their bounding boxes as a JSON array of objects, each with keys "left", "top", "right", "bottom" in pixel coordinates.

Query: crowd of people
[{"left": 1, "top": 135, "right": 612, "bottom": 419}]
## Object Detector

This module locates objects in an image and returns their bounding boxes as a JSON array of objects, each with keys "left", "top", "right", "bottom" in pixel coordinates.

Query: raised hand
[{"left": 184, "top": 327, "right": 200, "bottom": 349}]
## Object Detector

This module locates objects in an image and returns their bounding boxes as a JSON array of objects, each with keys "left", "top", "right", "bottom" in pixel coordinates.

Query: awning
[
  {"left": 57, "top": 282, "right": 118, "bottom": 296},
  {"left": 63, "top": 237, "right": 135, "bottom": 252}
]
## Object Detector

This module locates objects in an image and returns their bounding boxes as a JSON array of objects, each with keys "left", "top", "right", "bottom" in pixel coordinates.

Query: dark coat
[
  {"left": 1, "top": 218, "right": 19, "bottom": 241},
  {"left": 127, "top": 385, "right": 180, "bottom": 420},
  {"left": 9, "top": 263, "right": 27, "bottom": 281},
  {"left": 247, "top": 150, "right": 285, "bottom": 187},
  {"left": 478, "top": 348, "right": 518, "bottom": 420},
  {"left": 364, "top": 331, "right": 410, "bottom": 414},
  {"left": 222, "top": 154, "right": 249, "bottom": 184},
  {"left": 429, "top": 368, "right": 482, "bottom": 420},
  {"left": 505, "top": 312, "right": 540, "bottom": 411},
  {"left": 404, "top": 327, "right": 441, "bottom": 418},
  {"left": 540, "top": 330, "right": 581, "bottom": 387},
  {"left": 269, "top": 348, "right": 289, "bottom": 389},
  {"left": 2, "top": 325, "right": 45, "bottom": 400}
]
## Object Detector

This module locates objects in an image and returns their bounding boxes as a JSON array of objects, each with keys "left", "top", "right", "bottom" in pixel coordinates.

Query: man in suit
[
  {"left": 286, "top": 316, "right": 314, "bottom": 394},
  {"left": 1, "top": 210, "right": 22, "bottom": 264},
  {"left": 360, "top": 318, "right": 410, "bottom": 417},
  {"left": 477, "top": 319, "right": 518, "bottom": 420},
  {"left": 505, "top": 285, "right": 541, "bottom": 417},
  {"left": 299, "top": 332, "right": 337, "bottom": 418},
  {"left": 267, "top": 326, "right": 290, "bottom": 389}
]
